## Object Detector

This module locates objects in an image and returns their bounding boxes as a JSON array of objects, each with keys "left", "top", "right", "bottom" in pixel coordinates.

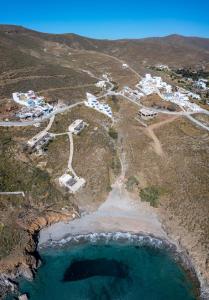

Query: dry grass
[{"left": 116, "top": 101, "right": 209, "bottom": 280}]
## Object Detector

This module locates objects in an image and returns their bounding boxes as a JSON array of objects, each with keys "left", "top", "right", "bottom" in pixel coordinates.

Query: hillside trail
[{"left": 39, "top": 136, "right": 167, "bottom": 245}]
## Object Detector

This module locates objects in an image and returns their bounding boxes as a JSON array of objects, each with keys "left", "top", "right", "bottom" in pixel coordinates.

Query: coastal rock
[
  {"left": 18, "top": 294, "right": 28, "bottom": 300},
  {"left": 0, "top": 273, "right": 18, "bottom": 297},
  {"left": 27, "top": 211, "right": 77, "bottom": 233},
  {"left": 18, "top": 264, "right": 34, "bottom": 281},
  {"left": 0, "top": 209, "right": 79, "bottom": 299}
]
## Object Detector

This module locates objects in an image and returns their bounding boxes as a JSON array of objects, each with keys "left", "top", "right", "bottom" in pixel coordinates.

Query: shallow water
[{"left": 17, "top": 238, "right": 197, "bottom": 300}]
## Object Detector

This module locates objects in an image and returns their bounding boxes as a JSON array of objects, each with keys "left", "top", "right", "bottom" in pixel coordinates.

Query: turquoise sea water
[{"left": 18, "top": 240, "right": 197, "bottom": 300}]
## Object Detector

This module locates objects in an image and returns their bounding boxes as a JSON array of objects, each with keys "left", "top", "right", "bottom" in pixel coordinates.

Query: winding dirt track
[{"left": 143, "top": 116, "right": 179, "bottom": 157}]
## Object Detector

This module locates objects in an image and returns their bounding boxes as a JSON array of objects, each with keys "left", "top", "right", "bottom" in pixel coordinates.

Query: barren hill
[
  {"left": 1, "top": 25, "right": 209, "bottom": 68},
  {"left": 0, "top": 25, "right": 209, "bottom": 100}
]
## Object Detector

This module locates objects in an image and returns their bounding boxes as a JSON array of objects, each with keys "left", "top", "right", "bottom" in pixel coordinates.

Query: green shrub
[
  {"left": 140, "top": 186, "right": 160, "bottom": 207},
  {"left": 110, "top": 95, "right": 120, "bottom": 112},
  {"left": 108, "top": 127, "right": 118, "bottom": 140},
  {"left": 126, "top": 176, "right": 139, "bottom": 191}
]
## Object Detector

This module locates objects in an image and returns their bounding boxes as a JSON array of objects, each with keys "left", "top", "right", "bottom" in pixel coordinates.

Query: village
[
  {"left": 2, "top": 68, "right": 209, "bottom": 199},
  {"left": 120, "top": 73, "right": 205, "bottom": 113},
  {"left": 152, "top": 64, "right": 209, "bottom": 102},
  {"left": 13, "top": 90, "right": 54, "bottom": 119}
]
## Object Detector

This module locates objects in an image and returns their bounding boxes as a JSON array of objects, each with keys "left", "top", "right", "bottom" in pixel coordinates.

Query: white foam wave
[{"left": 39, "top": 231, "right": 174, "bottom": 251}]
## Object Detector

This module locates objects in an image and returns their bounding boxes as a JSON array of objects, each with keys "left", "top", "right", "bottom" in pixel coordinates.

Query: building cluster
[
  {"left": 85, "top": 93, "right": 112, "bottom": 118},
  {"left": 95, "top": 80, "right": 107, "bottom": 89},
  {"left": 163, "top": 91, "right": 201, "bottom": 112},
  {"left": 137, "top": 74, "right": 202, "bottom": 112},
  {"left": 13, "top": 90, "right": 53, "bottom": 119},
  {"left": 68, "top": 119, "right": 88, "bottom": 135},
  {"left": 137, "top": 74, "right": 172, "bottom": 95},
  {"left": 102, "top": 73, "right": 112, "bottom": 81}
]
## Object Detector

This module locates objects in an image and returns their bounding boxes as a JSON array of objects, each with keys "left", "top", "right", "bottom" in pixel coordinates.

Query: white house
[
  {"left": 59, "top": 174, "right": 86, "bottom": 193},
  {"left": 95, "top": 80, "right": 106, "bottom": 89},
  {"left": 68, "top": 119, "right": 87, "bottom": 135},
  {"left": 122, "top": 63, "right": 129, "bottom": 69}
]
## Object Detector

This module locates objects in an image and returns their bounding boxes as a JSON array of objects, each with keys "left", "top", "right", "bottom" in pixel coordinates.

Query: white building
[
  {"left": 59, "top": 174, "right": 86, "bottom": 193},
  {"left": 155, "top": 64, "right": 170, "bottom": 71},
  {"left": 68, "top": 119, "right": 87, "bottom": 135},
  {"left": 85, "top": 93, "right": 112, "bottom": 118},
  {"left": 27, "top": 132, "right": 53, "bottom": 149},
  {"left": 95, "top": 80, "right": 107, "bottom": 89},
  {"left": 122, "top": 63, "right": 129, "bottom": 69},
  {"left": 13, "top": 90, "right": 53, "bottom": 119},
  {"left": 195, "top": 79, "right": 207, "bottom": 90},
  {"left": 137, "top": 74, "right": 172, "bottom": 95},
  {"left": 137, "top": 74, "right": 202, "bottom": 112},
  {"left": 188, "top": 92, "right": 201, "bottom": 100}
]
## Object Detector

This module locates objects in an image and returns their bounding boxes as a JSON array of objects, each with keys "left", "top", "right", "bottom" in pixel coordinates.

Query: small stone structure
[{"left": 138, "top": 108, "right": 157, "bottom": 120}]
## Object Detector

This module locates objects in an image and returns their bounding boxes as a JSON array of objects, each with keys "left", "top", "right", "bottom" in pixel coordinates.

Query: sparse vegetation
[
  {"left": 110, "top": 154, "right": 121, "bottom": 175},
  {"left": 0, "top": 224, "right": 27, "bottom": 259},
  {"left": 140, "top": 186, "right": 161, "bottom": 207},
  {"left": 126, "top": 176, "right": 139, "bottom": 191},
  {"left": 108, "top": 127, "right": 118, "bottom": 140},
  {"left": 108, "top": 95, "right": 120, "bottom": 112}
]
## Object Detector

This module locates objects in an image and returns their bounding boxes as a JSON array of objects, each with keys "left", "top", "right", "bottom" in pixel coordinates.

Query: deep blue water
[{"left": 18, "top": 240, "right": 197, "bottom": 300}]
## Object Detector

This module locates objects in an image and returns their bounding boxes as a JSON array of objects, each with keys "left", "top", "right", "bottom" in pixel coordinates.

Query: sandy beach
[{"left": 39, "top": 173, "right": 167, "bottom": 247}]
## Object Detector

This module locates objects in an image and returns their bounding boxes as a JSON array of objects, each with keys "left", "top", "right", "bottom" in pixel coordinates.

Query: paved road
[
  {"left": 153, "top": 87, "right": 209, "bottom": 131},
  {"left": 186, "top": 114, "right": 209, "bottom": 132},
  {"left": 116, "top": 92, "right": 209, "bottom": 131},
  {"left": 116, "top": 92, "right": 191, "bottom": 115}
]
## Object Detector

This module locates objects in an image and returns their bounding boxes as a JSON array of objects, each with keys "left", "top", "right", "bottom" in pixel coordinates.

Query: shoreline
[
  {"left": 1, "top": 183, "right": 209, "bottom": 299},
  {"left": 38, "top": 231, "right": 201, "bottom": 298},
  {"left": 37, "top": 182, "right": 209, "bottom": 300}
]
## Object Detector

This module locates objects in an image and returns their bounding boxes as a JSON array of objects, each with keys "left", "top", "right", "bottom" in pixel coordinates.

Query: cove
[{"left": 17, "top": 239, "right": 197, "bottom": 300}]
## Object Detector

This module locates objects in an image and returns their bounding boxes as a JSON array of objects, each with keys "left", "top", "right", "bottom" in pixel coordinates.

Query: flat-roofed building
[
  {"left": 68, "top": 119, "right": 87, "bottom": 135},
  {"left": 59, "top": 174, "right": 86, "bottom": 193},
  {"left": 27, "top": 132, "right": 53, "bottom": 149},
  {"left": 138, "top": 108, "right": 157, "bottom": 120}
]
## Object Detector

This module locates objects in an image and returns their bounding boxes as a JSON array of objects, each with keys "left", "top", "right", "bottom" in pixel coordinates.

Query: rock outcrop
[{"left": 0, "top": 209, "right": 79, "bottom": 299}]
